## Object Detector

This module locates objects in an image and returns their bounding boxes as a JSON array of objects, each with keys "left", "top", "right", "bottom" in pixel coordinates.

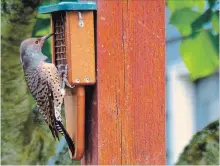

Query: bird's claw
[
  {"left": 57, "top": 64, "right": 75, "bottom": 89},
  {"left": 63, "top": 64, "right": 75, "bottom": 88}
]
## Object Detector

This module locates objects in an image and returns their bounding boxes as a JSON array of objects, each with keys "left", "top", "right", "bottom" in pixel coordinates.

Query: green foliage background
[
  {"left": 167, "top": 0, "right": 219, "bottom": 80},
  {"left": 167, "top": 0, "right": 219, "bottom": 165},
  {"left": 1, "top": 0, "right": 55, "bottom": 164},
  {"left": 1, "top": 0, "right": 75, "bottom": 164}
]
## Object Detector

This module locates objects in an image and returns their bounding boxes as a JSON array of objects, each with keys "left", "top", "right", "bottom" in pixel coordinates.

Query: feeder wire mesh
[{"left": 53, "top": 12, "right": 67, "bottom": 66}]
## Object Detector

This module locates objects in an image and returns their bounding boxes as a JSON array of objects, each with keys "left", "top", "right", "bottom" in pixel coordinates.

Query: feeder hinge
[{"left": 78, "top": 12, "right": 84, "bottom": 28}]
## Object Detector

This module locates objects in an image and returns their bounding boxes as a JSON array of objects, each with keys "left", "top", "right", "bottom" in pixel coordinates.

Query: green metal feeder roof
[{"left": 38, "top": 0, "right": 97, "bottom": 14}]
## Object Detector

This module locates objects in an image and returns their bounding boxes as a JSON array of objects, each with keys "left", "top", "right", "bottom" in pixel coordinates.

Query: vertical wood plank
[{"left": 82, "top": 0, "right": 165, "bottom": 164}]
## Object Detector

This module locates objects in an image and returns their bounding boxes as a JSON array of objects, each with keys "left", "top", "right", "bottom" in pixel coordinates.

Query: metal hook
[{"left": 78, "top": 12, "right": 84, "bottom": 28}]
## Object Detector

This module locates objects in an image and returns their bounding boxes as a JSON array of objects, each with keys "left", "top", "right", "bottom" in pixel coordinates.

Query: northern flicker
[{"left": 20, "top": 34, "right": 75, "bottom": 156}]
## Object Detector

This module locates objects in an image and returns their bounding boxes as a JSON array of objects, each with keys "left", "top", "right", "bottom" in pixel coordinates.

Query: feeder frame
[{"left": 38, "top": 0, "right": 97, "bottom": 161}]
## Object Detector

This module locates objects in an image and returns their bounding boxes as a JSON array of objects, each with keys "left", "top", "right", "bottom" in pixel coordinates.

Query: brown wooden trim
[{"left": 64, "top": 86, "right": 85, "bottom": 160}]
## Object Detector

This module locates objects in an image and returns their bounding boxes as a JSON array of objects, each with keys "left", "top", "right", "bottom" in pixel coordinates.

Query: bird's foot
[
  {"left": 63, "top": 64, "right": 75, "bottom": 88},
  {"left": 57, "top": 64, "right": 75, "bottom": 89}
]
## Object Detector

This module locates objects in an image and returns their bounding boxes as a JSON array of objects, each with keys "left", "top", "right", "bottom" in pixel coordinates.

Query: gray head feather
[{"left": 20, "top": 34, "right": 53, "bottom": 70}]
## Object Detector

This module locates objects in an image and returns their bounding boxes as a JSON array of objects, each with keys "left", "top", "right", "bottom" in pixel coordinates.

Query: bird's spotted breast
[{"left": 20, "top": 36, "right": 75, "bottom": 156}]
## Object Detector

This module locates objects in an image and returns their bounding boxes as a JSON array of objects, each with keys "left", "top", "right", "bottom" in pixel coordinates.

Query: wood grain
[
  {"left": 82, "top": 0, "right": 165, "bottom": 164},
  {"left": 66, "top": 11, "right": 96, "bottom": 85}
]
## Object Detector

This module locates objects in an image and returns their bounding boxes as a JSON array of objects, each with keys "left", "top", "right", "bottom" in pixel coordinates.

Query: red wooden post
[{"left": 82, "top": 0, "right": 165, "bottom": 164}]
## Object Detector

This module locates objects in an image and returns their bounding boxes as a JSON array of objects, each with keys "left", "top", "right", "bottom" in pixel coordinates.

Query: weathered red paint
[{"left": 82, "top": 0, "right": 165, "bottom": 164}]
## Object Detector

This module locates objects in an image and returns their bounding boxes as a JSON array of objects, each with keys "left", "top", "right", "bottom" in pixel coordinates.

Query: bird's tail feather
[{"left": 56, "top": 120, "right": 75, "bottom": 157}]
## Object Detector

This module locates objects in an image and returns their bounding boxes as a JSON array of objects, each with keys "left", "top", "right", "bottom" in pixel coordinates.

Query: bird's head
[{"left": 20, "top": 34, "right": 53, "bottom": 67}]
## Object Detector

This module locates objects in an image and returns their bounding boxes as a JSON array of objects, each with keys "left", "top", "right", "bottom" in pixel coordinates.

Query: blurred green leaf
[
  {"left": 167, "top": 0, "right": 205, "bottom": 13},
  {"left": 180, "top": 30, "right": 219, "bottom": 80},
  {"left": 167, "top": 0, "right": 194, "bottom": 13},
  {"left": 192, "top": 9, "right": 212, "bottom": 32},
  {"left": 208, "top": 0, "right": 217, "bottom": 9},
  {"left": 170, "top": 8, "right": 200, "bottom": 36},
  {"left": 211, "top": 11, "right": 219, "bottom": 34},
  {"left": 194, "top": 0, "right": 205, "bottom": 13}
]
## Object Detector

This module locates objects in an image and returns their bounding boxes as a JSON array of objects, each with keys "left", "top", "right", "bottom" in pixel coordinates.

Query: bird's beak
[{"left": 41, "top": 33, "right": 53, "bottom": 41}]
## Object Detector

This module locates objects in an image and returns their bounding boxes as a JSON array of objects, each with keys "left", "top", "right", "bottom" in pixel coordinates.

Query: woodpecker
[{"left": 20, "top": 34, "right": 75, "bottom": 157}]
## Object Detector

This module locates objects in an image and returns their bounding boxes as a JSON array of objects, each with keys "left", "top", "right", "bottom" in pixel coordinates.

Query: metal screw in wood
[
  {"left": 85, "top": 77, "right": 90, "bottom": 82},
  {"left": 78, "top": 12, "right": 84, "bottom": 28},
  {"left": 76, "top": 78, "right": 80, "bottom": 83}
]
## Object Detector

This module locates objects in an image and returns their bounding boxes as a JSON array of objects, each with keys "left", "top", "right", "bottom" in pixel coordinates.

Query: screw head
[
  {"left": 78, "top": 20, "right": 84, "bottom": 28},
  {"left": 85, "top": 78, "right": 90, "bottom": 82},
  {"left": 76, "top": 78, "right": 80, "bottom": 83}
]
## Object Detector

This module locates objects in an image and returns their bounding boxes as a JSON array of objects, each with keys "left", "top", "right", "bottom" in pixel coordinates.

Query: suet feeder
[{"left": 38, "top": 0, "right": 96, "bottom": 160}]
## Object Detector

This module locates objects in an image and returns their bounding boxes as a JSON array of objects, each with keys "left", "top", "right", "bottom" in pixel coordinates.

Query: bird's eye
[{"left": 35, "top": 41, "right": 39, "bottom": 44}]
